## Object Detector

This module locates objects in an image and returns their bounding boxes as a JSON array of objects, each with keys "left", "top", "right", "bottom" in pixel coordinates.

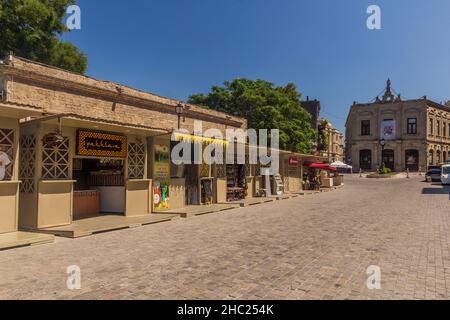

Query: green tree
[
  {"left": 317, "top": 120, "right": 329, "bottom": 152},
  {"left": 0, "top": 0, "right": 87, "bottom": 74},
  {"left": 188, "top": 79, "right": 317, "bottom": 153}
]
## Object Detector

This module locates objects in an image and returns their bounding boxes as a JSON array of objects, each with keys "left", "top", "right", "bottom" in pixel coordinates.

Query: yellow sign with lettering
[{"left": 76, "top": 130, "right": 128, "bottom": 158}]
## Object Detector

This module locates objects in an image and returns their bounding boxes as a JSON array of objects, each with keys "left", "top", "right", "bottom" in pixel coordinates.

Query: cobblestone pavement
[{"left": 1, "top": 175, "right": 450, "bottom": 300}]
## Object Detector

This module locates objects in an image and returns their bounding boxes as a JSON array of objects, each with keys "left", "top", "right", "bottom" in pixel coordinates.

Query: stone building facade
[
  {"left": 0, "top": 55, "right": 250, "bottom": 232},
  {"left": 346, "top": 80, "right": 450, "bottom": 172},
  {"left": 319, "top": 120, "right": 344, "bottom": 163}
]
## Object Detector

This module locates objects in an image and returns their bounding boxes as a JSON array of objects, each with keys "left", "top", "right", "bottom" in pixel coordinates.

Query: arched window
[
  {"left": 436, "top": 150, "right": 441, "bottom": 165},
  {"left": 359, "top": 150, "right": 372, "bottom": 171},
  {"left": 429, "top": 150, "right": 434, "bottom": 166}
]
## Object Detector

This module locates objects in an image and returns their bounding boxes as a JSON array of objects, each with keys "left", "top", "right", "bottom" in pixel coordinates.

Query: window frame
[
  {"left": 407, "top": 118, "right": 417, "bottom": 135},
  {"left": 361, "top": 120, "right": 371, "bottom": 136}
]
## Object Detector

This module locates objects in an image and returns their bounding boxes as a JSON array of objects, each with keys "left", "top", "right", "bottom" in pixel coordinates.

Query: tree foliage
[
  {"left": 0, "top": 0, "right": 87, "bottom": 73},
  {"left": 317, "top": 120, "right": 329, "bottom": 152},
  {"left": 188, "top": 79, "right": 317, "bottom": 154}
]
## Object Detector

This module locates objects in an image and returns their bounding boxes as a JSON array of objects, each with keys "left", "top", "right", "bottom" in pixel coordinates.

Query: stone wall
[{"left": 1, "top": 56, "right": 247, "bottom": 133}]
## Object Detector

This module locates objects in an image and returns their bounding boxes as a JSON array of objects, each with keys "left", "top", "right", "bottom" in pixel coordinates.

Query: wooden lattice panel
[
  {"left": 41, "top": 138, "right": 70, "bottom": 180},
  {"left": 127, "top": 143, "right": 145, "bottom": 179},
  {"left": 19, "top": 135, "right": 36, "bottom": 193},
  {"left": 255, "top": 163, "right": 261, "bottom": 176},
  {"left": 0, "top": 128, "right": 14, "bottom": 181},
  {"left": 215, "top": 164, "right": 226, "bottom": 178},
  {"left": 200, "top": 163, "right": 211, "bottom": 178}
]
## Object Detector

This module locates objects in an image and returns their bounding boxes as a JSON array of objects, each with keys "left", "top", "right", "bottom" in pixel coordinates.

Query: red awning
[{"left": 304, "top": 163, "right": 337, "bottom": 171}]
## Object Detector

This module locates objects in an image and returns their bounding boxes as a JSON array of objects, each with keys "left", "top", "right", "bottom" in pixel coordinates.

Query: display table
[
  {"left": 0, "top": 181, "right": 20, "bottom": 234},
  {"left": 91, "top": 186, "right": 125, "bottom": 213},
  {"left": 227, "top": 187, "right": 245, "bottom": 202},
  {"left": 321, "top": 178, "right": 334, "bottom": 188},
  {"left": 333, "top": 175, "right": 344, "bottom": 186},
  {"left": 73, "top": 190, "right": 100, "bottom": 220}
]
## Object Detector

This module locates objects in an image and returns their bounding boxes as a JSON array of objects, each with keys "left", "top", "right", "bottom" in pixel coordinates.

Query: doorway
[
  {"left": 405, "top": 149, "right": 419, "bottom": 172},
  {"left": 184, "top": 164, "right": 199, "bottom": 205},
  {"left": 359, "top": 149, "right": 372, "bottom": 170},
  {"left": 382, "top": 149, "right": 395, "bottom": 171},
  {"left": 72, "top": 158, "right": 125, "bottom": 220}
]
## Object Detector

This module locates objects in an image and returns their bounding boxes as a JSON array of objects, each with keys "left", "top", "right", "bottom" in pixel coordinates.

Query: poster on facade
[
  {"left": 153, "top": 181, "right": 170, "bottom": 210},
  {"left": 154, "top": 145, "right": 170, "bottom": 182},
  {"left": 153, "top": 145, "right": 170, "bottom": 210},
  {"left": 0, "top": 129, "right": 14, "bottom": 181},
  {"left": 381, "top": 120, "right": 396, "bottom": 141},
  {"left": 0, "top": 147, "right": 12, "bottom": 181}
]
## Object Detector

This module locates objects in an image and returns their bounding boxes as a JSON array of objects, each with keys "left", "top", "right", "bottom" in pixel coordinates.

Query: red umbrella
[{"left": 304, "top": 163, "right": 337, "bottom": 171}]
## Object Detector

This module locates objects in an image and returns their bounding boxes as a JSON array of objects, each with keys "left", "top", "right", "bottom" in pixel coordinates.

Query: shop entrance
[
  {"left": 72, "top": 158, "right": 125, "bottom": 220},
  {"left": 226, "top": 164, "right": 247, "bottom": 202},
  {"left": 382, "top": 149, "right": 395, "bottom": 171}
]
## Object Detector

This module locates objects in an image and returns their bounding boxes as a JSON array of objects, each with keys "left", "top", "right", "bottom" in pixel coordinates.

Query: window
[
  {"left": 361, "top": 120, "right": 371, "bottom": 136},
  {"left": 437, "top": 120, "right": 441, "bottom": 136},
  {"left": 407, "top": 118, "right": 417, "bottom": 134},
  {"left": 429, "top": 118, "right": 434, "bottom": 135},
  {"left": 429, "top": 150, "right": 434, "bottom": 165},
  {"left": 444, "top": 123, "right": 447, "bottom": 138}
]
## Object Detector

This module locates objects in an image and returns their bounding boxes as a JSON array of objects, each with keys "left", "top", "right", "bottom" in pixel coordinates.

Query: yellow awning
[{"left": 172, "top": 133, "right": 229, "bottom": 146}]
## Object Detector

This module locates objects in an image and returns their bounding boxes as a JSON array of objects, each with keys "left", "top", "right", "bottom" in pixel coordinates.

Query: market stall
[{"left": 303, "top": 163, "right": 337, "bottom": 190}]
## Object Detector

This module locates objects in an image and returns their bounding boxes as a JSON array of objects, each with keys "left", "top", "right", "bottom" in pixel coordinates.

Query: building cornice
[{"left": 1, "top": 57, "right": 246, "bottom": 128}]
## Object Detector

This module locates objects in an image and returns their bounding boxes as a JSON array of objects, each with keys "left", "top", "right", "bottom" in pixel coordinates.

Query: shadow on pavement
[{"left": 422, "top": 183, "right": 450, "bottom": 199}]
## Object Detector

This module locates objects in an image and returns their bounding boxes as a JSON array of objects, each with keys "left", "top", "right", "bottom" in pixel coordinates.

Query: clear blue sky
[{"left": 63, "top": 0, "right": 450, "bottom": 133}]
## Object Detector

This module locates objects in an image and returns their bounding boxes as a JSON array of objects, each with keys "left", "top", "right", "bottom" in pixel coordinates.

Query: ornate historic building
[
  {"left": 346, "top": 79, "right": 450, "bottom": 172},
  {"left": 302, "top": 97, "right": 344, "bottom": 162},
  {"left": 319, "top": 120, "right": 344, "bottom": 162}
]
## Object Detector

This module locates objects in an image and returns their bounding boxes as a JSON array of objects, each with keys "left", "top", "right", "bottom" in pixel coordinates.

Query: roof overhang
[
  {"left": 0, "top": 102, "right": 44, "bottom": 119},
  {"left": 20, "top": 113, "right": 170, "bottom": 137}
]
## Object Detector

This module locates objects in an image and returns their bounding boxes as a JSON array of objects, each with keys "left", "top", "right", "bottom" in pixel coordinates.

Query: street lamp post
[
  {"left": 379, "top": 138, "right": 386, "bottom": 169},
  {"left": 175, "top": 103, "right": 184, "bottom": 130}
]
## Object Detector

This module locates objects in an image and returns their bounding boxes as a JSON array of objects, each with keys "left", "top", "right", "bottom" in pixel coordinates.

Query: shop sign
[
  {"left": 76, "top": 130, "right": 127, "bottom": 158},
  {"left": 289, "top": 156, "right": 299, "bottom": 166}
]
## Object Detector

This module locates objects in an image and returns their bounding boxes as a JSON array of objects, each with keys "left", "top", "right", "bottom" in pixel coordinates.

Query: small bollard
[
  {"left": 418, "top": 167, "right": 422, "bottom": 176},
  {"left": 360, "top": 168, "right": 363, "bottom": 178},
  {"left": 406, "top": 168, "right": 410, "bottom": 179}
]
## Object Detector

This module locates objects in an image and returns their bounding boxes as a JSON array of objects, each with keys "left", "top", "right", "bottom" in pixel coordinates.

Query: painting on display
[{"left": 153, "top": 145, "right": 170, "bottom": 210}]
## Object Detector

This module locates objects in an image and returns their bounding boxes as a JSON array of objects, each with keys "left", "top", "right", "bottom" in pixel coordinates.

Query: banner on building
[{"left": 381, "top": 120, "right": 396, "bottom": 141}]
